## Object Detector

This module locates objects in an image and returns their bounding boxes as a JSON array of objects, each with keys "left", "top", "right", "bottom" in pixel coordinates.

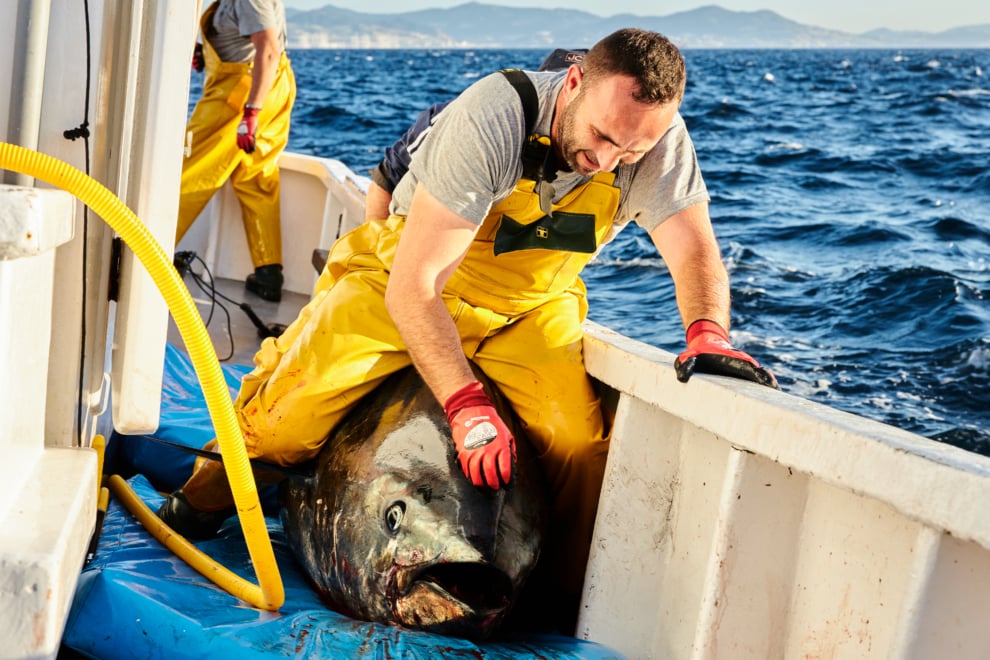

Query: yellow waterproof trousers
[
  {"left": 230, "top": 173, "right": 622, "bottom": 593},
  {"left": 175, "top": 14, "right": 295, "bottom": 269}
]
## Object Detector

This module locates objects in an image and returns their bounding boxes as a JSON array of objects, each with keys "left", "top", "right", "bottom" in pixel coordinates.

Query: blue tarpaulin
[{"left": 61, "top": 344, "right": 624, "bottom": 659}]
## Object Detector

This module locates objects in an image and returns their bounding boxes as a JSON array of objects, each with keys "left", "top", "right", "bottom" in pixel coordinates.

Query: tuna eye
[{"left": 385, "top": 502, "right": 405, "bottom": 533}]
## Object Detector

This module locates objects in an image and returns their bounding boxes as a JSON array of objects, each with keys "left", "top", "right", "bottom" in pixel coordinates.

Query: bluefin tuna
[{"left": 279, "top": 365, "right": 549, "bottom": 640}]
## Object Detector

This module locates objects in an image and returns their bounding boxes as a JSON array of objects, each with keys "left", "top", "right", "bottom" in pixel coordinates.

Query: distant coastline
[{"left": 285, "top": 3, "right": 990, "bottom": 49}]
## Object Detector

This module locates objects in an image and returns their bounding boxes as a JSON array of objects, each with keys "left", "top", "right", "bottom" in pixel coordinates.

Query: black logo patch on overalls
[{"left": 493, "top": 212, "right": 597, "bottom": 255}]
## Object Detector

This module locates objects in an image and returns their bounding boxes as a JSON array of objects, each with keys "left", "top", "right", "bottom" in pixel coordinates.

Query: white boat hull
[{"left": 579, "top": 323, "right": 990, "bottom": 658}]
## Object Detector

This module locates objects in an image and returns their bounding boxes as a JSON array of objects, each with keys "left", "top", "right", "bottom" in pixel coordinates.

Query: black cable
[
  {"left": 181, "top": 251, "right": 285, "bottom": 338},
  {"left": 183, "top": 252, "right": 219, "bottom": 325},
  {"left": 65, "top": 0, "right": 101, "bottom": 564},
  {"left": 185, "top": 254, "right": 249, "bottom": 308},
  {"left": 65, "top": 0, "right": 93, "bottom": 447},
  {"left": 63, "top": 0, "right": 92, "bottom": 145},
  {"left": 181, "top": 254, "right": 235, "bottom": 361},
  {"left": 174, "top": 250, "right": 286, "bottom": 361},
  {"left": 191, "top": 279, "right": 235, "bottom": 362}
]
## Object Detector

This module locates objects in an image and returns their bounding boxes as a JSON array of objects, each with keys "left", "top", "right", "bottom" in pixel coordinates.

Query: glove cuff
[
  {"left": 443, "top": 381, "right": 491, "bottom": 421},
  {"left": 243, "top": 105, "right": 261, "bottom": 116},
  {"left": 686, "top": 319, "right": 728, "bottom": 344}
]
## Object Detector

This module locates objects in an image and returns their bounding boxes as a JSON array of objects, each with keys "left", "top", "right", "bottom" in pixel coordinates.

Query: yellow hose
[
  {"left": 0, "top": 142, "right": 284, "bottom": 610},
  {"left": 107, "top": 475, "right": 267, "bottom": 601},
  {"left": 92, "top": 434, "right": 106, "bottom": 496}
]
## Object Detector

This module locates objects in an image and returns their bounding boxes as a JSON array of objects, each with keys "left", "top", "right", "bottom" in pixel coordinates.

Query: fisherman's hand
[
  {"left": 444, "top": 381, "right": 516, "bottom": 489},
  {"left": 237, "top": 106, "right": 260, "bottom": 153},
  {"left": 192, "top": 42, "right": 204, "bottom": 73},
  {"left": 675, "top": 319, "right": 779, "bottom": 389}
]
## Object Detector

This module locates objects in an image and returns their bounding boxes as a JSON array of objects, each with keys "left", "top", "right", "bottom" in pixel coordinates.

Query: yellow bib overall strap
[{"left": 499, "top": 68, "right": 558, "bottom": 215}]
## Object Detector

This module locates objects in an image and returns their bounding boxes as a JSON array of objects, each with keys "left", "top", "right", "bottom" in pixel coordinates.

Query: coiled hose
[{"left": 0, "top": 142, "right": 284, "bottom": 610}]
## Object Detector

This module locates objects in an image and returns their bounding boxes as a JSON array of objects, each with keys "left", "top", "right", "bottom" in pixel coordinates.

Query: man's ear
[
  {"left": 566, "top": 64, "right": 583, "bottom": 88},
  {"left": 561, "top": 64, "right": 583, "bottom": 100}
]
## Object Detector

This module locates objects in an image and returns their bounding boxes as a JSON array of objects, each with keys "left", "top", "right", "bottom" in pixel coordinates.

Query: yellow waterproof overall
[
  {"left": 234, "top": 171, "right": 620, "bottom": 592},
  {"left": 174, "top": 2, "right": 296, "bottom": 268}
]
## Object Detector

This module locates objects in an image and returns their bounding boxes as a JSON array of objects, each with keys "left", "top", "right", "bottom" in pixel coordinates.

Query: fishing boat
[{"left": 3, "top": 3, "right": 990, "bottom": 659}]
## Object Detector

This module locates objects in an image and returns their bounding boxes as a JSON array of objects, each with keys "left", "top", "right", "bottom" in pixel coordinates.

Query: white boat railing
[{"left": 579, "top": 322, "right": 990, "bottom": 659}]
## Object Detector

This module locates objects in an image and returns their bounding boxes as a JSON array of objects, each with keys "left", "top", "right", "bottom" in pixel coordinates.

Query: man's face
[{"left": 555, "top": 68, "right": 680, "bottom": 176}]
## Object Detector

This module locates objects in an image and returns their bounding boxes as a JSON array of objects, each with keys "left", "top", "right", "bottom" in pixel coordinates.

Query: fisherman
[
  {"left": 160, "top": 27, "right": 777, "bottom": 618},
  {"left": 364, "top": 48, "right": 588, "bottom": 221},
  {"left": 174, "top": 0, "right": 296, "bottom": 302}
]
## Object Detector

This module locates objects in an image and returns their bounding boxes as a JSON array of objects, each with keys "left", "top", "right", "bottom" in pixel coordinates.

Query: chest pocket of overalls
[
  {"left": 493, "top": 205, "right": 597, "bottom": 255},
  {"left": 450, "top": 172, "right": 620, "bottom": 311}
]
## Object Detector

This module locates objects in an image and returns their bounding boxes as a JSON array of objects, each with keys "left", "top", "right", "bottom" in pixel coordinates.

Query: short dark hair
[{"left": 581, "top": 28, "right": 686, "bottom": 105}]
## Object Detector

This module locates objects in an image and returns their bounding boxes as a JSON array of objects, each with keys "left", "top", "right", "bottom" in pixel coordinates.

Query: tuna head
[{"left": 280, "top": 366, "right": 547, "bottom": 640}]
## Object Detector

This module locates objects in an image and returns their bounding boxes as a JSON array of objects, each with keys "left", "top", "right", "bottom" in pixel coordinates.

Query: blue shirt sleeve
[{"left": 370, "top": 100, "right": 452, "bottom": 193}]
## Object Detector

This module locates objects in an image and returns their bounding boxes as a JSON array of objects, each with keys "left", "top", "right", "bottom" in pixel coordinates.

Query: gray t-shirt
[
  {"left": 392, "top": 70, "right": 709, "bottom": 242},
  {"left": 209, "top": 0, "right": 287, "bottom": 63}
]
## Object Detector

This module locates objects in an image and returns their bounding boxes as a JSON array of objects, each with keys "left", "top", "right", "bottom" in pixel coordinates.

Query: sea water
[{"left": 208, "top": 47, "right": 990, "bottom": 454}]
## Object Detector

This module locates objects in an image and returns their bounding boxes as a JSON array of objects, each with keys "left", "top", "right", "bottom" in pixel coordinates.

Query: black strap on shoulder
[
  {"left": 499, "top": 68, "right": 539, "bottom": 135},
  {"left": 498, "top": 68, "right": 556, "bottom": 185}
]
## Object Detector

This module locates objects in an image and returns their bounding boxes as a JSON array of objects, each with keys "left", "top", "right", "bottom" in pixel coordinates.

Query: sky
[{"left": 285, "top": 0, "right": 989, "bottom": 35}]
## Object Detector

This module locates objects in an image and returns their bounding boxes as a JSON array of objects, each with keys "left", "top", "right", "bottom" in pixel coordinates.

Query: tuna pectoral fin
[{"left": 453, "top": 488, "right": 506, "bottom": 562}]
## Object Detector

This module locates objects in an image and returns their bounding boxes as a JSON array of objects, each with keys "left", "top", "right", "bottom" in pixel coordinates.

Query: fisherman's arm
[
  {"left": 237, "top": 28, "right": 280, "bottom": 153},
  {"left": 385, "top": 183, "right": 516, "bottom": 488},
  {"left": 246, "top": 28, "right": 280, "bottom": 108},
  {"left": 386, "top": 183, "right": 477, "bottom": 398},
  {"left": 365, "top": 180, "right": 393, "bottom": 222},
  {"left": 651, "top": 202, "right": 778, "bottom": 388}
]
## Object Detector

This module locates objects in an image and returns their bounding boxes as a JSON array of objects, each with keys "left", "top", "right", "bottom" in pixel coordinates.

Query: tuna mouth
[{"left": 391, "top": 562, "right": 514, "bottom": 638}]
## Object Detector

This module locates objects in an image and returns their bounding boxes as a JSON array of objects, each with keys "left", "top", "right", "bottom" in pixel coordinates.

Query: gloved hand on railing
[
  {"left": 237, "top": 105, "right": 260, "bottom": 153},
  {"left": 444, "top": 381, "right": 516, "bottom": 489},
  {"left": 675, "top": 319, "right": 779, "bottom": 389}
]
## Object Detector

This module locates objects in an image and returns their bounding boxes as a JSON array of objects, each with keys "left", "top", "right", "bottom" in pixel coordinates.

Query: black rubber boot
[
  {"left": 157, "top": 490, "right": 234, "bottom": 540},
  {"left": 245, "top": 264, "right": 284, "bottom": 302}
]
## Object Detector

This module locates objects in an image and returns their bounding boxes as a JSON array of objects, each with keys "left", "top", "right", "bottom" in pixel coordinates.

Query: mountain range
[{"left": 285, "top": 3, "right": 990, "bottom": 49}]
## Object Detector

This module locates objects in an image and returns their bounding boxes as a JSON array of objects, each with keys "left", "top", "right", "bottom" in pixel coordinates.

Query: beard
[{"left": 556, "top": 95, "right": 593, "bottom": 175}]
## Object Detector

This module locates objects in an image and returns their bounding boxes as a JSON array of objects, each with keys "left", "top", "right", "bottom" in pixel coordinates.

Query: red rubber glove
[
  {"left": 675, "top": 319, "right": 779, "bottom": 389},
  {"left": 237, "top": 106, "right": 260, "bottom": 153},
  {"left": 192, "top": 42, "right": 204, "bottom": 73},
  {"left": 444, "top": 381, "right": 516, "bottom": 489}
]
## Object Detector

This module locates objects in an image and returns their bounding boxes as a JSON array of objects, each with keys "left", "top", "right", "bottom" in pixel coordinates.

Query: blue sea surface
[{"left": 235, "top": 48, "right": 990, "bottom": 454}]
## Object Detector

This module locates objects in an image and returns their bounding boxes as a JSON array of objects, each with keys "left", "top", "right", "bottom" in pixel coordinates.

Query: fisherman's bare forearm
[
  {"left": 365, "top": 181, "right": 393, "bottom": 222},
  {"left": 672, "top": 258, "right": 730, "bottom": 329},
  {"left": 650, "top": 202, "right": 732, "bottom": 330},
  {"left": 385, "top": 183, "right": 480, "bottom": 404},
  {"left": 247, "top": 28, "right": 280, "bottom": 108},
  {"left": 386, "top": 288, "right": 475, "bottom": 404}
]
